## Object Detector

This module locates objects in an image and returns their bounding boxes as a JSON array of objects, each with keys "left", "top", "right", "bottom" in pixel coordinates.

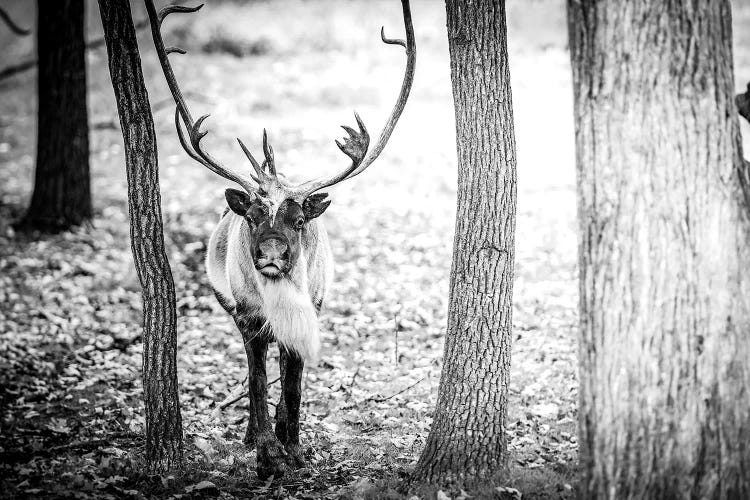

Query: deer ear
[
  {"left": 303, "top": 193, "right": 331, "bottom": 220},
  {"left": 225, "top": 188, "right": 253, "bottom": 216}
]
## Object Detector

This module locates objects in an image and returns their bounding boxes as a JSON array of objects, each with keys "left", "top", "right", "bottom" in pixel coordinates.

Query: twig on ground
[
  {"left": 212, "top": 375, "right": 281, "bottom": 415},
  {"left": 365, "top": 377, "right": 425, "bottom": 404},
  {"left": 395, "top": 325, "right": 399, "bottom": 365},
  {"left": 49, "top": 432, "right": 139, "bottom": 453},
  {"left": 394, "top": 306, "right": 404, "bottom": 364},
  {"left": 348, "top": 367, "right": 360, "bottom": 389},
  {"left": 213, "top": 377, "right": 248, "bottom": 415}
]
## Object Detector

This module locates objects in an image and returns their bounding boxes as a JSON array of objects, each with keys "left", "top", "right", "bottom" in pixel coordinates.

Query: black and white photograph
[{"left": 1, "top": 0, "right": 749, "bottom": 498}]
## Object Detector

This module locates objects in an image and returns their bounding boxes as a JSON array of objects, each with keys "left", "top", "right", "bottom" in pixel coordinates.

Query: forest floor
[{"left": 1, "top": 1, "right": 749, "bottom": 499}]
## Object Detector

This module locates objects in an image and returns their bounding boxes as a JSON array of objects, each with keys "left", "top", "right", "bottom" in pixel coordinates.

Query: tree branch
[
  {"left": 0, "top": 6, "right": 30, "bottom": 36},
  {"left": 0, "top": 19, "right": 149, "bottom": 83}
]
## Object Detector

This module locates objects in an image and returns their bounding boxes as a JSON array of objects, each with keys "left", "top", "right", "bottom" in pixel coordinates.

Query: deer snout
[
  {"left": 255, "top": 237, "right": 289, "bottom": 277},
  {"left": 258, "top": 238, "right": 288, "bottom": 260}
]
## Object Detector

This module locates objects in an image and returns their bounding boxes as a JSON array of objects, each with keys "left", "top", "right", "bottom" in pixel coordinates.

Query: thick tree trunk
[
  {"left": 98, "top": 0, "right": 183, "bottom": 473},
  {"left": 569, "top": 1, "right": 750, "bottom": 498},
  {"left": 412, "top": 0, "right": 516, "bottom": 484},
  {"left": 21, "top": 0, "right": 91, "bottom": 231}
]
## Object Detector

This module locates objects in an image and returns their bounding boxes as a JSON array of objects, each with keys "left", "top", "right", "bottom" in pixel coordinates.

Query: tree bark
[
  {"left": 20, "top": 0, "right": 91, "bottom": 232},
  {"left": 412, "top": 0, "right": 517, "bottom": 484},
  {"left": 98, "top": 0, "right": 183, "bottom": 473},
  {"left": 569, "top": 1, "right": 750, "bottom": 498},
  {"left": 738, "top": 82, "right": 750, "bottom": 125}
]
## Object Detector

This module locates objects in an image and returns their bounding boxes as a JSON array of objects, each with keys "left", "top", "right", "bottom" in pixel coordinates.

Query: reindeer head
[
  {"left": 145, "top": 0, "right": 415, "bottom": 279},
  {"left": 222, "top": 161, "right": 334, "bottom": 279},
  {"left": 225, "top": 118, "right": 367, "bottom": 278},
  {"left": 225, "top": 188, "right": 323, "bottom": 278}
]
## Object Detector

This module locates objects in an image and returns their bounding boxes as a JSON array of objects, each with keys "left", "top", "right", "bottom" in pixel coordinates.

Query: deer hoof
[{"left": 256, "top": 438, "right": 290, "bottom": 479}]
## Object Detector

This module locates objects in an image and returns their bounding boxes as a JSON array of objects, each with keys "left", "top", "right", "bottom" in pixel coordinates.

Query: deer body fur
[{"left": 206, "top": 211, "right": 333, "bottom": 361}]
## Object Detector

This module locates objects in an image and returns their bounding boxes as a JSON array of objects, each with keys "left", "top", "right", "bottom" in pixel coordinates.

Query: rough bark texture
[
  {"left": 412, "top": 0, "right": 517, "bottom": 484},
  {"left": 98, "top": 0, "right": 183, "bottom": 473},
  {"left": 21, "top": 0, "right": 91, "bottom": 231},
  {"left": 569, "top": 1, "right": 750, "bottom": 498},
  {"left": 738, "top": 82, "right": 750, "bottom": 125}
]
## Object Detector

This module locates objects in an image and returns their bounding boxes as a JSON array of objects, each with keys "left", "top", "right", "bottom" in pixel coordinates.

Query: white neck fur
[{"left": 257, "top": 253, "right": 321, "bottom": 362}]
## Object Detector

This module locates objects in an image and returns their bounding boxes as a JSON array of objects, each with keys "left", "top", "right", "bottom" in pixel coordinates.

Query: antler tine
[
  {"left": 237, "top": 138, "right": 264, "bottom": 181},
  {"left": 157, "top": 4, "right": 203, "bottom": 26},
  {"left": 292, "top": 0, "right": 415, "bottom": 199},
  {"left": 0, "top": 6, "right": 30, "bottom": 36},
  {"left": 145, "top": 0, "right": 257, "bottom": 193},
  {"left": 349, "top": 0, "right": 415, "bottom": 178},
  {"left": 262, "top": 129, "right": 277, "bottom": 177},
  {"left": 174, "top": 107, "right": 259, "bottom": 184},
  {"left": 174, "top": 108, "right": 203, "bottom": 164},
  {"left": 165, "top": 46, "right": 187, "bottom": 55},
  {"left": 380, "top": 26, "right": 406, "bottom": 48}
]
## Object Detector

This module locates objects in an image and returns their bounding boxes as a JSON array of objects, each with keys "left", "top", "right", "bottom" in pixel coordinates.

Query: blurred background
[{"left": 1, "top": 0, "right": 749, "bottom": 497}]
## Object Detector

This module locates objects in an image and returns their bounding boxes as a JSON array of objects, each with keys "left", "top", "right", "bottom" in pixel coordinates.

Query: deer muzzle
[{"left": 255, "top": 237, "right": 289, "bottom": 277}]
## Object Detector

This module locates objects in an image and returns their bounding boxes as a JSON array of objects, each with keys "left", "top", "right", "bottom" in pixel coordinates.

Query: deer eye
[{"left": 294, "top": 217, "right": 305, "bottom": 230}]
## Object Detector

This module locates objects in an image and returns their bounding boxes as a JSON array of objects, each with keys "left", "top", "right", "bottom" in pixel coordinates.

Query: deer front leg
[
  {"left": 244, "top": 334, "right": 292, "bottom": 479},
  {"left": 278, "top": 349, "right": 305, "bottom": 468},
  {"left": 274, "top": 351, "right": 288, "bottom": 445},
  {"left": 236, "top": 317, "right": 260, "bottom": 448}
]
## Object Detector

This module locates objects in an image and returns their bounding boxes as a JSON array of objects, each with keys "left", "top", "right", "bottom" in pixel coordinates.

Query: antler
[
  {"left": 290, "top": 0, "right": 416, "bottom": 200},
  {"left": 145, "top": 0, "right": 415, "bottom": 203},
  {"left": 144, "top": 0, "right": 258, "bottom": 193},
  {"left": 0, "top": 6, "right": 30, "bottom": 36}
]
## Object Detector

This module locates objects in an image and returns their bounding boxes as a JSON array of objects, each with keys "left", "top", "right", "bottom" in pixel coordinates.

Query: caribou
[{"left": 145, "top": 0, "right": 415, "bottom": 477}]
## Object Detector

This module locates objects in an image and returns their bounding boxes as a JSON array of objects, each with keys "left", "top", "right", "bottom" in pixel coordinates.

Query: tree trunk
[
  {"left": 412, "top": 0, "right": 517, "bottom": 484},
  {"left": 21, "top": 0, "right": 91, "bottom": 231},
  {"left": 738, "top": 82, "right": 750, "bottom": 125},
  {"left": 569, "top": 1, "right": 750, "bottom": 497},
  {"left": 98, "top": 0, "right": 183, "bottom": 473}
]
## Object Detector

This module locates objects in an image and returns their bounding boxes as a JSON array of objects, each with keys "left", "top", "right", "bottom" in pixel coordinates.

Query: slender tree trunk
[
  {"left": 569, "top": 1, "right": 750, "bottom": 497},
  {"left": 412, "top": 0, "right": 517, "bottom": 484},
  {"left": 21, "top": 0, "right": 91, "bottom": 231},
  {"left": 98, "top": 0, "right": 183, "bottom": 473}
]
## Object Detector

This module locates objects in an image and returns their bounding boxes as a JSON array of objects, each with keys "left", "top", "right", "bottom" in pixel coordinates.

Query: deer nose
[{"left": 258, "top": 238, "right": 288, "bottom": 260}]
